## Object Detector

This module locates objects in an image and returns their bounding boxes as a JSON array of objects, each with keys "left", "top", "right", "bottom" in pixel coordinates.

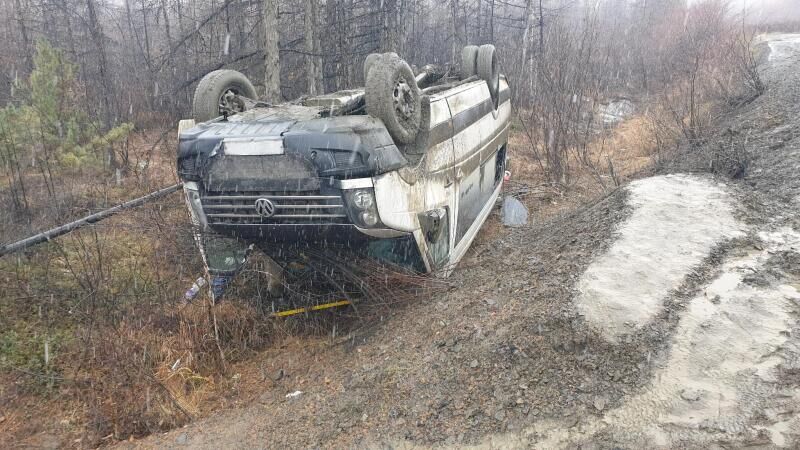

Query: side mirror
[{"left": 419, "top": 208, "right": 450, "bottom": 269}]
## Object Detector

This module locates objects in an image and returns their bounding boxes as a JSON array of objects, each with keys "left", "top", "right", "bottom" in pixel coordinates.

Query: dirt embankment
[{"left": 118, "top": 34, "right": 800, "bottom": 449}]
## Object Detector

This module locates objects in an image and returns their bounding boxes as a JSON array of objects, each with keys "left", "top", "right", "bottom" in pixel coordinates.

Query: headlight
[
  {"left": 360, "top": 211, "right": 379, "bottom": 226},
  {"left": 350, "top": 189, "right": 375, "bottom": 210},
  {"left": 344, "top": 188, "right": 382, "bottom": 228}
]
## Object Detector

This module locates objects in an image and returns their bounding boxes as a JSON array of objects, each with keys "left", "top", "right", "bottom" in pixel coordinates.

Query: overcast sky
[{"left": 727, "top": 0, "right": 800, "bottom": 22}]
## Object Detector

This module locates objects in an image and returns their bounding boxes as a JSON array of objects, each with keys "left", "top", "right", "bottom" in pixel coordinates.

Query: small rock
[
  {"left": 271, "top": 369, "right": 285, "bottom": 381},
  {"left": 566, "top": 416, "right": 580, "bottom": 428},
  {"left": 680, "top": 388, "right": 702, "bottom": 402},
  {"left": 175, "top": 433, "right": 188, "bottom": 445},
  {"left": 593, "top": 396, "right": 606, "bottom": 411},
  {"left": 485, "top": 298, "right": 497, "bottom": 306},
  {"left": 470, "top": 359, "right": 479, "bottom": 368},
  {"left": 494, "top": 409, "right": 507, "bottom": 421}
]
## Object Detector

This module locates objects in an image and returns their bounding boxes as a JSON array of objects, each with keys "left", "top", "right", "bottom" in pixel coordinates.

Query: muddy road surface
[{"left": 125, "top": 34, "right": 800, "bottom": 449}]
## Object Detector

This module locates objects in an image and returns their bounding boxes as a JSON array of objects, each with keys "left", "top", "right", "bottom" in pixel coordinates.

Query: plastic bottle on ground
[{"left": 184, "top": 277, "right": 207, "bottom": 302}]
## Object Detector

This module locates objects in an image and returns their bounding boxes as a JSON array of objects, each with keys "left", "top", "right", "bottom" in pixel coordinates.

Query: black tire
[
  {"left": 365, "top": 55, "right": 421, "bottom": 144},
  {"left": 461, "top": 45, "right": 479, "bottom": 79},
  {"left": 192, "top": 69, "right": 257, "bottom": 122},
  {"left": 363, "top": 53, "right": 381, "bottom": 82},
  {"left": 477, "top": 44, "right": 499, "bottom": 105}
]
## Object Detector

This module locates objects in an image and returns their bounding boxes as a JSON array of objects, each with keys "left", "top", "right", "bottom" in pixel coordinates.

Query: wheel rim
[
  {"left": 393, "top": 79, "right": 415, "bottom": 121},
  {"left": 219, "top": 88, "right": 246, "bottom": 116}
]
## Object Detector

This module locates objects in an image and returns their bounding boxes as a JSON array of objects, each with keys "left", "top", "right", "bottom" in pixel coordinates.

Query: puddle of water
[{"left": 575, "top": 174, "right": 744, "bottom": 341}]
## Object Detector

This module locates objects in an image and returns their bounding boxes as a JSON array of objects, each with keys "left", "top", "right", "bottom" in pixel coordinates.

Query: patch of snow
[
  {"left": 599, "top": 229, "right": 799, "bottom": 443},
  {"left": 484, "top": 228, "right": 800, "bottom": 449},
  {"left": 598, "top": 99, "right": 635, "bottom": 124},
  {"left": 575, "top": 174, "right": 744, "bottom": 341},
  {"left": 764, "top": 33, "right": 800, "bottom": 63}
]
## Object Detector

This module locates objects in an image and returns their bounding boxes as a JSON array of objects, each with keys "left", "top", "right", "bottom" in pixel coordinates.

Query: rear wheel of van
[
  {"left": 477, "top": 44, "right": 500, "bottom": 106},
  {"left": 461, "top": 45, "right": 479, "bottom": 79},
  {"left": 192, "top": 69, "right": 258, "bottom": 122},
  {"left": 365, "top": 55, "right": 421, "bottom": 144},
  {"left": 363, "top": 53, "right": 381, "bottom": 82}
]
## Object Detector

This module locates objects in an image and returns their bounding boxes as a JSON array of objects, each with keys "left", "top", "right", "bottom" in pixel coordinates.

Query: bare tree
[
  {"left": 263, "top": 0, "right": 280, "bottom": 102},
  {"left": 305, "top": 0, "right": 321, "bottom": 95}
]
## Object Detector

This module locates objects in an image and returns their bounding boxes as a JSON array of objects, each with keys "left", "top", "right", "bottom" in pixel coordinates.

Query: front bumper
[{"left": 183, "top": 180, "right": 407, "bottom": 244}]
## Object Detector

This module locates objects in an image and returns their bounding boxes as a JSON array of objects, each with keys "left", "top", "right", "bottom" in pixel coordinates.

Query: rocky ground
[{"left": 121, "top": 34, "right": 800, "bottom": 449}]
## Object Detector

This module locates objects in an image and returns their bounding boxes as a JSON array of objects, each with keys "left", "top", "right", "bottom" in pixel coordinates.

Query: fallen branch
[{"left": 0, "top": 183, "right": 183, "bottom": 257}]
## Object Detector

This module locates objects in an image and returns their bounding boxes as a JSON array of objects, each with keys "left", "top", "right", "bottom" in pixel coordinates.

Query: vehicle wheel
[
  {"left": 192, "top": 69, "right": 258, "bottom": 122},
  {"left": 461, "top": 45, "right": 479, "bottom": 79},
  {"left": 365, "top": 55, "right": 421, "bottom": 144},
  {"left": 477, "top": 44, "right": 499, "bottom": 105},
  {"left": 363, "top": 53, "right": 381, "bottom": 82}
]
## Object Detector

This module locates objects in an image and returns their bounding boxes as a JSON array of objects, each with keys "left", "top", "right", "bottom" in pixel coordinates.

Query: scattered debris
[{"left": 285, "top": 391, "right": 304, "bottom": 400}]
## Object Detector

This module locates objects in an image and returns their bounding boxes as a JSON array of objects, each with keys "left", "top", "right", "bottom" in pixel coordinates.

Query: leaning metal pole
[{"left": 0, "top": 183, "right": 183, "bottom": 257}]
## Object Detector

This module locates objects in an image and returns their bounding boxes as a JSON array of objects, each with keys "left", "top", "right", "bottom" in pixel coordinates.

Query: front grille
[
  {"left": 202, "top": 191, "right": 349, "bottom": 225},
  {"left": 332, "top": 151, "right": 363, "bottom": 169}
]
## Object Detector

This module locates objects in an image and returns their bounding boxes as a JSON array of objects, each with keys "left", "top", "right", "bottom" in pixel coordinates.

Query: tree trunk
[
  {"left": 304, "top": 0, "right": 321, "bottom": 95},
  {"left": 263, "top": 0, "right": 281, "bottom": 102},
  {"left": 382, "top": 0, "right": 398, "bottom": 52},
  {"left": 85, "top": 0, "right": 118, "bottom": 170},
  {"left": 86, "top": 0, "right": 114, "bottom": 124},
  {"left": 12, "top": 0, "right": 31, "bottom": 72},
  {"left": 521, "top": 0, "right": 534, "bottom": 103}
]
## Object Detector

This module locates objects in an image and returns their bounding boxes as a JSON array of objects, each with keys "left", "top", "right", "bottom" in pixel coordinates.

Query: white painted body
[{"left": 373, "top": 77, "right": 511, "bottom": 273}]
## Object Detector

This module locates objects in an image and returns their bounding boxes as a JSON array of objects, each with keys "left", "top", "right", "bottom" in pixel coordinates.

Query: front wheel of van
[
  {"left": 365, "top": 55, "right": 422, "bottom": 145},
  {"left": 192, "top": 69, "right": 258, "bottom": 122}
]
